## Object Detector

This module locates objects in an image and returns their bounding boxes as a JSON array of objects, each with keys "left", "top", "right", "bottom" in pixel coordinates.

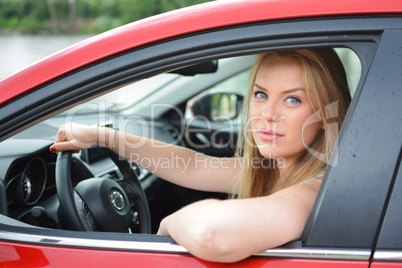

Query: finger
[
  {"left": 50, "top": 141, "right": 80, "bottom": 153},
  {"left": 54, "top": 125, "right": 67, "bottom": 144},
  {"left": 49, "top": 145, "right": 80, "bottom": 154}
]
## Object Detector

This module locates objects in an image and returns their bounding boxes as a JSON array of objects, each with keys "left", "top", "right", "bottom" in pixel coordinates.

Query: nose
[{"left": 261, "top": 99, "right": 281, "bottom": 122}]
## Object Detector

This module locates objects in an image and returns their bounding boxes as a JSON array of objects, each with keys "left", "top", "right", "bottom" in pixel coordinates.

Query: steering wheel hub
[
  {"left": 110, "top": 190, "right": 126, "bottom": 211},
  {"left": 55, "top": 150, "right": 151, "bottom": 233}
]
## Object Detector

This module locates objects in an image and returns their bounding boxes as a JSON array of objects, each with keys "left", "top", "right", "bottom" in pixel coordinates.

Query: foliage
[{"left": 0, "top": 0, "right": 211, "bottom": 34}]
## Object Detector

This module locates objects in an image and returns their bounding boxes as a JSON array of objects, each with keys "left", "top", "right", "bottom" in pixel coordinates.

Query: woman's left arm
[{"left": 157, "top": 179, "right": 322, "bottom": 263}]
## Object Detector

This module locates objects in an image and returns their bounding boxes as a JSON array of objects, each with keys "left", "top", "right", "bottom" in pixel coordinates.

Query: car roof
[{"left": 0, "top": 0, "right": 401, "bottom": 105}]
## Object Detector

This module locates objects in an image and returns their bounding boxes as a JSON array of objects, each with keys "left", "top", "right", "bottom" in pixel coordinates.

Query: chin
[{"left": 257, "top": 147, "right": 280, "bottom": 159}]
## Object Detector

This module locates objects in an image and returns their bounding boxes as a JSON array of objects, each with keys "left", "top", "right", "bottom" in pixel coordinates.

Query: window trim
[{"left": 0, "top": 227, "right": 371, "bottom": 260}]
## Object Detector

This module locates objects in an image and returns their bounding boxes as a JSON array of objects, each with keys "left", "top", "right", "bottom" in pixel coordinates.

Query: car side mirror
[{"left": 187, "top": 92, "right": 244, "bottom": 121}]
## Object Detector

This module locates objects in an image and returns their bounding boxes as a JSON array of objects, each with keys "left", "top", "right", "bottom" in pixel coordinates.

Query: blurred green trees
[{"left": 0, "top": 0, "right": 210, "bottom": 34}]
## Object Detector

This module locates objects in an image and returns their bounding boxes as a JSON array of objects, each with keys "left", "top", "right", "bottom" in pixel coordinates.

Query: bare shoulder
[{"left": 261, "top": 178, "right": 322, "bottom": 218}]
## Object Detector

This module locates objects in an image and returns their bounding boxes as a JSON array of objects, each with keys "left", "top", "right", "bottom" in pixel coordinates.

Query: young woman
[{"left": 50, "top": 48, "right": 351, "bottom": 263}]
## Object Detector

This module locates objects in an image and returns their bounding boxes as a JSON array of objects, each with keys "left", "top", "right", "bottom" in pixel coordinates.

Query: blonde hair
[{"left": 234, "top": 48, "right": 351, "bottom": 198}]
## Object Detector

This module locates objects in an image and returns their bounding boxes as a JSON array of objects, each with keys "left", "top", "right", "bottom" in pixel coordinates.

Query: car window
[
  {"left": 59, "top": 73, "right": 180, "bottom": 115},
  {"left": 207, "top": 69, "right": 251, "bottom": 96},
  {"left": 335, "top": 48, "right": 361, "bottom": 95}
]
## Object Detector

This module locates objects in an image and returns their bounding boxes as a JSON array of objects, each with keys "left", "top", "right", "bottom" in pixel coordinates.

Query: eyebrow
[{"left": 254, "top": 83, "right": 305, "bottom": 94}]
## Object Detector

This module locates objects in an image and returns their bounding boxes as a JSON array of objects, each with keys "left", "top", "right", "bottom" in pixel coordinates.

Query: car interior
[{"left": 0, "top": 48, "right": 361, "bottom": 236}]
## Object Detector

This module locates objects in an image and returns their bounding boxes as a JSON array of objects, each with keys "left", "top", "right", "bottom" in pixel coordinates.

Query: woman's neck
[{"left": 277, "top": 157, "right": 297, "bottom": 181}]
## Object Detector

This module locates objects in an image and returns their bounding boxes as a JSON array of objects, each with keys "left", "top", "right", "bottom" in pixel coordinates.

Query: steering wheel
[{"left": 56, "top": 150, "right": 151, "bottom": 233}]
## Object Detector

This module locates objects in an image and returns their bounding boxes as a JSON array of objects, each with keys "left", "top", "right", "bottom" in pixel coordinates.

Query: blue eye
[
  {"left": 285, "top": 96, "right": 301, "bottom": 105},
  {"left": 254, "top": 91, "right": 268, "bottom": 100}
]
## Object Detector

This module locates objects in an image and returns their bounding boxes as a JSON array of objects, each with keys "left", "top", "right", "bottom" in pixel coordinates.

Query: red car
[{"left": 0, "top": 0, "right": 401, "bottom": 266}]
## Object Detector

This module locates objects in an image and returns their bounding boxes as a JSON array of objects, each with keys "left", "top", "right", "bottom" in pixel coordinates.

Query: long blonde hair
[{"left": 234, "top": 48, "right": 351, "bottom": 198}]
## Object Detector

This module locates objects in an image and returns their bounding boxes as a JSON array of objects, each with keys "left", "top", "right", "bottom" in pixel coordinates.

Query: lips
[{"left": 258, "top": 128, "right": 284, "bottom": 142}]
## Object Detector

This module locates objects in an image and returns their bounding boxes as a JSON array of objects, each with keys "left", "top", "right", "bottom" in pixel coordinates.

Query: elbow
[{"left": 189, "top": 223, "right": 248, "bottom": 263}]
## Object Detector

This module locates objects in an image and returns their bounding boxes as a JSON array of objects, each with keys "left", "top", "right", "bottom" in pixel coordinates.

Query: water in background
[{"left": 0, "top": 33, "right": 93, "bottom": 79}]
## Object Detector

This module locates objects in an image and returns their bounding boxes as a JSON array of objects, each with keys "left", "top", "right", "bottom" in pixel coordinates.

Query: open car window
[{"left": 3, "top": 47, "right": 362, "bottom": 232}]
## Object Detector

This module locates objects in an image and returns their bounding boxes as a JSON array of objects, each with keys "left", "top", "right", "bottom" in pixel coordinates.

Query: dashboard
[
  {"left": 0, "top": 139, "right": 119, "bottom": 227},
  {"left": 5, "top": 141, "right": 55, "bottom": 214},
  {"left": 0, "top": 115, "right": 187, "bottom": 232}
]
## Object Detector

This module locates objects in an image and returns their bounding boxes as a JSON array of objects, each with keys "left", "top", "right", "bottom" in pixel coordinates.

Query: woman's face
[{"left": 249, "top": 55, "right": 322, "bottom": 165}]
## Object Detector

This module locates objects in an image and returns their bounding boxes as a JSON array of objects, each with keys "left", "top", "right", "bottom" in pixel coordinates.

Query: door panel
[{"left": 0, "top": 241, "right": 370, "bottom": 268}]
